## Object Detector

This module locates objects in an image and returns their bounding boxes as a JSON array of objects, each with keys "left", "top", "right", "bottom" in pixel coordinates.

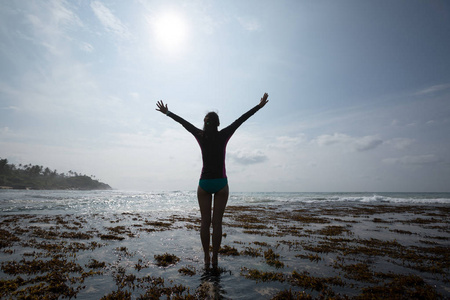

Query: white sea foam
[{"left": 231, "top": 192, "right": 450, "bottom": 206}]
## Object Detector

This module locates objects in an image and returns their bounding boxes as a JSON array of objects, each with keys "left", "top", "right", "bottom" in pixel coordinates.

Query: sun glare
[{"left": 153, "top": 12, "right": 189, "bottom": 52}]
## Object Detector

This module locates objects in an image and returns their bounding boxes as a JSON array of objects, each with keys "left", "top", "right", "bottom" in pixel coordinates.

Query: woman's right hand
[{"left": 156, "top": 100, "right": 169, "bottom": 114}]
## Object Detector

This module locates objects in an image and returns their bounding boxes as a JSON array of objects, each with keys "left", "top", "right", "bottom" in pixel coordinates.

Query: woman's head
[{"left": 203, "top": 112, "right": 220, "bottom": 132}]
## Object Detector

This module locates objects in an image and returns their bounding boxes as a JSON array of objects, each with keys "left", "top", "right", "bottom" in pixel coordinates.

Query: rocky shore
[{"left": 0, "top": 203, "right": 448, "bottom": 299}]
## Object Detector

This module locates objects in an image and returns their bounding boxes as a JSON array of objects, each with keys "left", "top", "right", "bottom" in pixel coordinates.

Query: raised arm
[
  {"left": 224, "top": 92, "right": 269, "bottom": 134},
  {"left": 156, "top": 100, "right": 201, "bottom": 136}
]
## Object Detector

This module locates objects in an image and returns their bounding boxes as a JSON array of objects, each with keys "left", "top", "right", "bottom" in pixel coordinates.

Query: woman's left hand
[{"left": 259, "top": 93, "right": 269, "bottom": 108}]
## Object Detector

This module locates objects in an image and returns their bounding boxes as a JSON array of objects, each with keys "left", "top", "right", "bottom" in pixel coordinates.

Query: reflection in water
[{"left": 198, "top": 268, "right": 229, "bottom": 300}]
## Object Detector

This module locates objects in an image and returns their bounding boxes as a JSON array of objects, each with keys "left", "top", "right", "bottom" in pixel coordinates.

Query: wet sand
[{"left": 0, "top": 203, "right": 449, "bottom": 299}]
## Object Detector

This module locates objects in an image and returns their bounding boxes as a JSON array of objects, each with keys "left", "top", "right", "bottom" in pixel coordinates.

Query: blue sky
[{"left": 1, "top": 0, "right": 449, "bottom": 192}]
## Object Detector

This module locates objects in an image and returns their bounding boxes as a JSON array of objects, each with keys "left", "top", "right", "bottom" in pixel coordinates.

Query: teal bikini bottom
[{"left": 199, "top": 178, "right": 228, "bottom": 194}]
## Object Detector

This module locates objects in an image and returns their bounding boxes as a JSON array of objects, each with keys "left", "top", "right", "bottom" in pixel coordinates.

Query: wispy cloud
[
  {"left": 315, "top": 133, "right": 350, "bottom": 147},
  {"left": 314, "top": 133, "right": 383, "bottom": 152},
  {"left": 0, "top": 127, "right": 10, "bottom": 135},
  {"left": 386, "top": 138, "right": 415, "bottom": 150},
  {"left": 236, "top": 16, "right": 261, "bottom": 31},
  {"left": 48, "top": 0, "right": 82, "bottom": 28},
  {"left": 383, "top": 154, "right": 441, "bottom": 165},
  {"left": 80, "top": 42, "right": 94, "bottom": 52},
  {"left": 9, "top": 0, "right": 83, "bottom": 58},
  {"left": 354, "top": 136, "right": 383, "bottom": 152},
  {"left": 268, "top": 135, "right": 306, "bottom": 150},
  {"left": 25, "top": 0, "right": 82, "bottom": 33},
  {"left": 414, "top": 83, "right": 450, "bottom": 96},
  {"left": 90, "top": 1, "right": 131, "bottom": 40},
  {"left": 0, "top": 105, "right": 19, "bottom": 111},
  {"left": 229, "top": 149, "right": 268, "bottom": 165}
]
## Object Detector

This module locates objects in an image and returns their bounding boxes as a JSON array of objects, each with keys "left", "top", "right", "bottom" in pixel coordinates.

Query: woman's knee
[
  {"left": 201, "top": 217, "right": 211, "bottom": 228},
  {"left": 211, "top": 217, "right": 222, "bottom": 230}
]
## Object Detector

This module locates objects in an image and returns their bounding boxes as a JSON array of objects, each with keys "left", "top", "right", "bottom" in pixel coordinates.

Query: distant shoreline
[
  {"left": 1, "top": 158, "right": 112, "bottom": 190},
  {"left": 0, "top": 186, "right": 112, "bottom": 191}
]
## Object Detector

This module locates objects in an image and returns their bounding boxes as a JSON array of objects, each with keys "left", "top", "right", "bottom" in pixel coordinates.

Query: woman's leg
[
  {"left": 211, "top": 184, "right": 229, "bottom": 267},
  {"left": 197, "top": 186, "right": 212, "bottom": 267}
]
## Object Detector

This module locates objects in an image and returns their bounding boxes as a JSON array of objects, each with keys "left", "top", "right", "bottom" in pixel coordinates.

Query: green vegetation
[{"left": 0, "top": 158, "right": 111, "bottom": 190}]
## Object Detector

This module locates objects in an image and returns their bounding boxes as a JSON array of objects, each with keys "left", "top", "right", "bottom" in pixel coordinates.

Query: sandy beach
[{"left": 1, "top": 202, "right": 449, "bottom": 299}]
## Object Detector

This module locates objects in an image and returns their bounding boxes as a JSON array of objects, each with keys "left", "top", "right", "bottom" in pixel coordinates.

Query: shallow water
[
  {"left": 0, "top": 190, "right": 449, "bottom": 299},
  {"left": 2, "top": 190, "right": 450, "bottom": 214}
]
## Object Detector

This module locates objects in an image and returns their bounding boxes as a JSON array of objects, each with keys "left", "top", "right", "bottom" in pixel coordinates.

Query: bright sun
[{"left": 153, "top": 12, "right": 188, "bottom": 51}]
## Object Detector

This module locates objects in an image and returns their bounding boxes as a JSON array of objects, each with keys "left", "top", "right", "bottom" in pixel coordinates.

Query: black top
[{"left": 168, "top": 105, "right": 261, "bottom": 179}]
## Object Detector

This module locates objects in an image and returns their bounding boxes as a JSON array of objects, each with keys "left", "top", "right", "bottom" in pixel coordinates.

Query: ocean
[
  {"left": 1, "top": 190, "right": 449, "bottom": 215},
  {"left": 1, "top": 190, "right": 449, "bottom": 299}
]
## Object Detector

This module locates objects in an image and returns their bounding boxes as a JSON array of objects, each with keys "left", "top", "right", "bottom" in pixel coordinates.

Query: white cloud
[
  {"left": 26, "top": 0, "right": 82, "bottom": 33},
  {"left": 0, "top": 105, "right": 19, "bottom": 111},
  {"left": 228, "top": 149, "right": 268, "bottom": 165},
  {"left": 315, "top": 133, "right": 350, "bottom": 146},
  {"left": 414, "top": 83, "right": 450, "bottom": 96},
  {"left": 49, "top": 0, "right": 82, "bottom": 26},
  {"left": 236, "top": 16, "right": 261, "bottom": 31},
  {"left": 80, "top": 42, "right": 94, "bottom": 52},
  {"left": 0, "top": 127, "right": 10, "bottom": 135},
  {"left": 10, "top": 0, "right": 83, "bottom": 58},
  {"left": 268, "top": 135, "right": 306, "bottom": 150},
  {"left": 130, "top": 92, "right": 140, "bottom": 99},
  {"left": 314, "top": 133, "right": 383, "bottom": 152},
  {"left": 11, "top": 60, "right": 101, "bottom": 116},
  {"left": 386, "top": 138, "right": 415, "bottom": 150},
  {"left": 90, "top": 1, "right": 131, "bottom": 40},
  {"left": 383, "top": 154, "right": 441, "bottom": 165},
  {"left": 354, "top": 136, "right": 383, "bottom": 152}
]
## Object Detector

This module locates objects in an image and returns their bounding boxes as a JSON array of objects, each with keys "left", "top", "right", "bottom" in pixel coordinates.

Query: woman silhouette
[{"left": 156, "top": 93, "right": 269, "bottom": 268}]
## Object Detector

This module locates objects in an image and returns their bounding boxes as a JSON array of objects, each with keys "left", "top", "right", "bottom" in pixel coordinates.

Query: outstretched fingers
[
  {"left": 156, "top": 100, "right": 168, "bottom": 114},
  {"left": 259, "top": 92, "right": 269, "bottom": 108}
]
